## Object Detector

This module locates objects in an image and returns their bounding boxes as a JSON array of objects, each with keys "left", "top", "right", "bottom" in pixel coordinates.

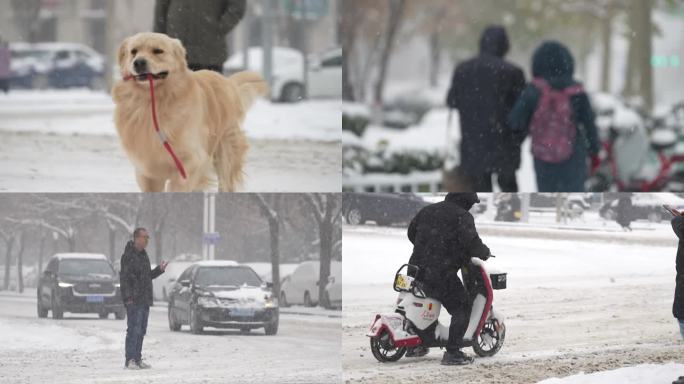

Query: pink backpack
[{"left": 529, "top": 78, "right": 583, "bottom": 163}]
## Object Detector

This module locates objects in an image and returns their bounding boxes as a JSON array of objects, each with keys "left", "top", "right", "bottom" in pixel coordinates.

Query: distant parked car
[
  {"left": 343, "top": 193, "right": 429, "bottom": 226},
  {"left": 599, "top": 193, "right": 684, "bottom": 223},
  {"left": 167, "top": 261, "right": 278, "bottom": 335},
  {"left": 223, "top": 46, "right": 341, "bottom": 103},
  {"left": 529, "top": 194, "right": 592, "bottom": 211},
  {"left": 280, "top": 260, "right": 341, "bottom": 308},
  {"left": 10, "top": 42, "right": 104, "bottom": 90},
  {"left": 37, "top": 253, "right": 125, "bottom": 320},
  {"left": 242, "top": 262, "right": 299, "bottom": 285},
  {"left": 153, "top": 261, "right": 195, "bottom": 302}
]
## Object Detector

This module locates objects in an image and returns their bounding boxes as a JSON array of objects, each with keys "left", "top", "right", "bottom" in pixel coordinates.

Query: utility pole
[
  {"left": 202, "top": 192, "right": 217, "bottom": 260},
  {"left": 261, "top": 0, "right": 275, "bottom": 89}
]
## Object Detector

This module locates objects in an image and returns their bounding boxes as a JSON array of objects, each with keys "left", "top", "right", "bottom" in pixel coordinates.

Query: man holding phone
[
  {"left": 664, "top": 205, "right": 684, "bottom": 341},
  {"left": 120, "top": 227, "right": 168, "bottom": 370}
]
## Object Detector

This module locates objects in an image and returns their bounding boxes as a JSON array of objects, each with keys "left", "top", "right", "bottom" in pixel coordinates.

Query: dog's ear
[
  {"left": 171, "top": 38, "right": 187, "bottom": 68},
  {"left": 117, "top": 37, "right": 129, "bottom": 68}
]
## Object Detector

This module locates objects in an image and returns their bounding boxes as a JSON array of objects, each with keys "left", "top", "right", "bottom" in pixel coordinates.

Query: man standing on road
[
  {"left": 120, "top": 227, "right": 168, "bottom": 370},
  {"left": 154, "top": 0, "right": 247, "bottom": 73}
]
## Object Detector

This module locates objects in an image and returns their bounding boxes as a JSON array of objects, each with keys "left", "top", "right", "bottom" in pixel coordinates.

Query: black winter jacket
[
  {"left": 407, "top": 193, "right": 490, "bottom": 285},
  {"left": 120, "top": 241, "right": 163, "bottom": 306},
  {"left": 671, "top": 216, "right": 684, "bottom": 319}
]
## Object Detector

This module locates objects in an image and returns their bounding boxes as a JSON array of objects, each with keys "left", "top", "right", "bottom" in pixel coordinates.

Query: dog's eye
[
  {"left": 130, "top": 48, "right": 138, "bottom": 55},
  {"left": 153, "top": 48, "right": 164, "bottom": 55}
]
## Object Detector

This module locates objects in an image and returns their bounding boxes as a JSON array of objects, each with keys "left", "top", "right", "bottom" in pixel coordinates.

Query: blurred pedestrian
[
  {"left": 446, "top": 25, "right": 526, "bottom": 192},
  {"left": 615, "top": 195, "right": 634, "bottom": 231},
  {"left": 154, "top": 0, "right": 246, "bottom": 73},
  {"left": 0, "top": 36, "right": 11, "bottom": 94},
  {"left": 120, "top": 228, "right": 168, "bottom": 370},
  {"left": 508, "top": 41, "right": 600, "bottom": 192}
]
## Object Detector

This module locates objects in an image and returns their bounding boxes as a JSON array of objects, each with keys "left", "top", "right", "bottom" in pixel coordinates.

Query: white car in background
[
  {"left": 223, "top": 46, "right": 342, "bottom": 103},
  {"left": 280, "top": 260, "right": 342, "bottom": 307},
  {"left": 153, "top": 261, "right": 195, "bottom": 302},
  {"left": 242, "top": 262, "right": 299, "bottom": 285}
]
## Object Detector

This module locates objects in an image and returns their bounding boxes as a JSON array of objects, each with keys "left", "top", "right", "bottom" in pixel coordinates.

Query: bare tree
[
  {"left": 302, "top": 194, "right": 341, "bottom": 308},
  {"left": 373, "top": 0, "right": 407, "bottom": 105},
  {"left": 10, "top": 0, "right": 42, "bottom": 42},
  {"left": 252, "top": 194, "right": 282, "bottom": 303}
]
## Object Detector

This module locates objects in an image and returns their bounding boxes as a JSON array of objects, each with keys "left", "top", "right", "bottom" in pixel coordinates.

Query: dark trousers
[
  {"left": 188, "top": 63, "right": 223, "bottom": 73},
  {"left": 469, "top": 171, "right": 518, "bottom": 192},
  {"left": 125, "top": 304, "right": 150, "bottom": 364},
  {"left": 426, "top": 277, "right": 469, "bottom": 353}
]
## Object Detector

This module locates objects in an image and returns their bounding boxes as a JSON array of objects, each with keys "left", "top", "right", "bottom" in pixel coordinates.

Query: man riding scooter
[{"left": 406, "top": 192, "right": 491, "bottom": 365}]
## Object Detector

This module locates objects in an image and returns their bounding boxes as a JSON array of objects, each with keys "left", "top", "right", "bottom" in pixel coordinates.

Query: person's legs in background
[
  {"left": 679, "top": 318, "right": 684, "bottom": 340},
  {"left": 496, "top": 170, "right": 518, "bottom": 192},
  {"left": 469, "top": 173, "right": 493, "bottom": 192}
]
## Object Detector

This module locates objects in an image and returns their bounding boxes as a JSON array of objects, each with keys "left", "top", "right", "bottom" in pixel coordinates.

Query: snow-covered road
[
  {"left": 342, "top": 224, "right": 684, "bottom": 384},
  {"left": 0, "top": 291, "right": 341, "bottom": 384},
  {"left": 0, "top": 91, "right": 341, "bottom": 192}
]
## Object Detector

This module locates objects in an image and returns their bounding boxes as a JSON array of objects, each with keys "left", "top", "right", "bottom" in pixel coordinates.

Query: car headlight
[
  {"left": 264, "top": 295, "right": 278, "bottom": 308},
  {"left": 197, "top": 296, "right": 219, "bottom": 308},
  {"left": 114, "top": 283, "right": 120, "bottom": 288},
  {"left": 57, "top": 281, "right": 74, "bottom": 288}
]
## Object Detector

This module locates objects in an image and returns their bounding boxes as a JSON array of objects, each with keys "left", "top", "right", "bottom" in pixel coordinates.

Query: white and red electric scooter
[{"left": 367, "top": 258, "right": 507, "bottom": 362}]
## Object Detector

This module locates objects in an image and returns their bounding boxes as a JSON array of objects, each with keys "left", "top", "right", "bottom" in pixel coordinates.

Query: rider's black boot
[{"left": 440, "top": 350, "right": 474, "bottom": 366}]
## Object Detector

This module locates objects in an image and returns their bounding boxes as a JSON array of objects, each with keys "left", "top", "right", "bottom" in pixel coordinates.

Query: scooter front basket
[{"left": 490, "top": 273, "right": 507, "bottom": 290}]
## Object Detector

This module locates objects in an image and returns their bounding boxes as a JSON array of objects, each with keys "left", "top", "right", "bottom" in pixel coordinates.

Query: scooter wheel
[
  {"left": 369, "top": 329, "right": 406, "bottom": 362},
  {"left": 472, "top": 319, "right": 505, "bottom": 357}
]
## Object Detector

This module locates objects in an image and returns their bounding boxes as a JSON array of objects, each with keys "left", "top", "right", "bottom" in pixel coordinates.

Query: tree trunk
[
  {"left": 108, "top": 226, "right": 116, "bottom": 264},
  {"left": 37, "top": 231, "right": 46, "bottom": 275},
  {"left": 600, "top": 12, "right": 614, "bottom": 93},
  {"left": 155, "top": 228, "right": 163, "bottom": 265},
  {"left": 67, "top": 236, "right": 76, "bottom": 252},
  {"left": 3, "top": 237, "right": 14, "bottom": 291},
  {"left": 267, "top": 215, "right": 280, "bottom": 305},
  {"left": 317, "top": 219, "right": 333, "bottom": 308},
  {"left": 16, "top": 231, "right": 25, "bottom": 293},
  {"left": 635, "top": 0, "right": 653, "bottom": 112},
  {"left": 373, "top": 0, "right": 407, "bottom": 105},
  {"left": 429, "top": 30, "right": 441, "bottom": 88}
]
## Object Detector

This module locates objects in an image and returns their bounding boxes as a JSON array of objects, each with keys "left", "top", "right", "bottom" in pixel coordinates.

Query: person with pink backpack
[{"left": 508, "top": 41, "right": 600, "bottom": 192}]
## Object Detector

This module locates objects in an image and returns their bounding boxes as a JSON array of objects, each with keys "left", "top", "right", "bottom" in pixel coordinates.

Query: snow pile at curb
[
  {"left": 537, "top": 363, "right": 684, "bottom": 384},
  {"left": 0, "top": 319, "right": 122, "bottom": 351}
]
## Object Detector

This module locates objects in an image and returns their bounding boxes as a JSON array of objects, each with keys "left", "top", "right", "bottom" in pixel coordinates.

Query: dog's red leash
[{"left": 123, "top": 73, "right": 187, "bottom": 180}]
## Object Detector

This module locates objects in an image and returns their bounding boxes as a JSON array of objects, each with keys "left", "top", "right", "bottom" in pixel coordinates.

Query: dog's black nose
[{"left": 133, "top": 58, "right": 148, "bottom": 73}]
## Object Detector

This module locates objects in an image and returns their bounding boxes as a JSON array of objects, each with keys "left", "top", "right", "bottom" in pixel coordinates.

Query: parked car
[
  {"left": 153, "top": 261, "right": 195, "bottom": 302},
  {"left": 342, "top": 193, "right": 429, "bottom": 226},
  {"left": 37, "top": 253, "right": 125, "bottom": 320},
  {"left": 223, "top": 46, "right": 341, "bottom": 102},
  {"left": 529, "top": 194, "right": 592, "bottom": 211},
  {"left": 599, "top": 193, "right": 684, "bottom": 222},
  {"left": 242, "top": 262, "right": 299, "bottom": 285},
  {"left": 280, "top": 260, "right": 342, "bottom": 308},
  {"left": 10, "top": 42, "right": 104, "bottom": 90},
  {"left": 323, "top": 261, "right": 342, "bottom": 309},
  {"left": 167, "top": 261, "right": 278, "bottom": 335}
]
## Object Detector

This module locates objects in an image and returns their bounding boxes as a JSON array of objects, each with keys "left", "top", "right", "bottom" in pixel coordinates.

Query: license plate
[
  {"left": 86, "top": 295, "right": 104, "bottom": 303},
  {"left": 231, "top": 307, "right": 255, "bottom": 317},
  {"left": 395, "top": 274, "right": 412, "bottom": 290}
]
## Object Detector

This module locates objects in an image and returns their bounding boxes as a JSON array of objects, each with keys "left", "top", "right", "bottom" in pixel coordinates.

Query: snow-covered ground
[
  {"left": 342, "top": 223, "right": 684, "bottom": 384},
  {"left": 537, "top": 363, "right": 684, "bottom": 384},
  {"left": 0, "top": 90, "right": 341, "bottom": 192},
  {"left": 0, "top": 289, "right": 341, "bottom": 384}
]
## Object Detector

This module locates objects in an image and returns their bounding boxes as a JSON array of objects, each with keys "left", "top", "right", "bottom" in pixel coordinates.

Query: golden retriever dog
[{"left": 112, "top": 32, "right": 267, "bottom": 192}]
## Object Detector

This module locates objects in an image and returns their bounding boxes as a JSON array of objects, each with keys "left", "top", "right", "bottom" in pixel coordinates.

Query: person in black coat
[
  {"left": 671, "top": 215, "right": 684, "bottom": 341},
  {"left": 120, "top": 228, "right": 167, "bottom": 369},
  {"left": 446, "top": 26, "right": 526, "bottom": 192},
  {"left": 407, "top": 193, "right": 491, "bottom": 365}
]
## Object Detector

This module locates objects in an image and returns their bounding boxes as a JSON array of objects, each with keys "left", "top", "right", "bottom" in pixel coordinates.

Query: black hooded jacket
[
  {"left": 119, "top": 241, "right": 163, "bottom": 306},
  {"left": 671, "top": 217, "right": 684, "bottom": 319},
  {"left": 446, "top": 26, "right": 526, "bottom": 176},
  {"left": 408, "top": 193, "right": 490, "bottom": 285}
]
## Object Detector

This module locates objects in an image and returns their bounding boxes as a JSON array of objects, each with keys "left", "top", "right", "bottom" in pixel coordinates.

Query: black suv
[
  {"left": 37, "top": 253, "right": 125, "bottom": 320},
  {"left": 168, "top": 261, "right": 279, "bottom": 335}
]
